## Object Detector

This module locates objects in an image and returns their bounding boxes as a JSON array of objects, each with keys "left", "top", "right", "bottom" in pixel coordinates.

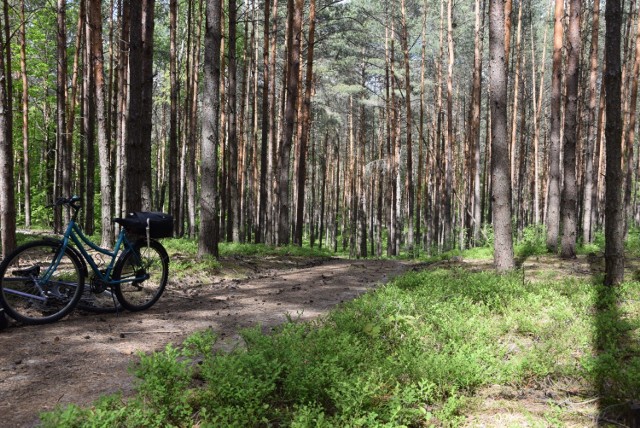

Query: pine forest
[{"left": 0, "top": 0, "right": 634, "bottom": 280}]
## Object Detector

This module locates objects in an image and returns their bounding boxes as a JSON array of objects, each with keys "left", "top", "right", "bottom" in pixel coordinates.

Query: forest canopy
[{"left": 0, "top": 0, "right": 633, "bottom": 281}]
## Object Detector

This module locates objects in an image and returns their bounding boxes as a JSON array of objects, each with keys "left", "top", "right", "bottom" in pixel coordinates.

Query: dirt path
[{"left": 0, "top": 257, "right": 415, "bottom": 427}]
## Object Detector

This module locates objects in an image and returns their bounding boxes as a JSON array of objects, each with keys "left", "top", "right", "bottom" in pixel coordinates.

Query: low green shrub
[{"left": 40, "top": 268, "right": 640, "bottom": 427}]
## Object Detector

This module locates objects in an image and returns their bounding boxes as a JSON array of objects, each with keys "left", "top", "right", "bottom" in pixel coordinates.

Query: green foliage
[
  {"left": 41, "top": 268, "right": 640, "bottom": 427},
  {"left": 515, "top": 225, "right": 547, "bottom": 258}
]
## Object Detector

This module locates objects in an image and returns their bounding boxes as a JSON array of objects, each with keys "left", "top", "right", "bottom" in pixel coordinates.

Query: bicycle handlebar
[{"left": 48, "top": 196, "right": 82, "bottom": 209}]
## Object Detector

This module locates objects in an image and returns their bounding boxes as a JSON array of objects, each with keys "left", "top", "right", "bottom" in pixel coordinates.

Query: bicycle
[{"left": 0, "top": 196, "right": 172, "bottom": 325}]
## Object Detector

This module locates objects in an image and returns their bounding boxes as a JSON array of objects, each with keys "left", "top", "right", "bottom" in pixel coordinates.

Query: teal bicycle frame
[{"left": 55, "top": 219, "right": 148, "bottom": 287}]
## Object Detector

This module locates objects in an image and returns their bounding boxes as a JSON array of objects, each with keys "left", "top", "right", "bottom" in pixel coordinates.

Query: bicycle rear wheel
[
  {"left": 113, "top": 239, "right": 168, "bottom": 311},
  {"left": 0, "top": 240, "right": 84, "bottom": 324}
]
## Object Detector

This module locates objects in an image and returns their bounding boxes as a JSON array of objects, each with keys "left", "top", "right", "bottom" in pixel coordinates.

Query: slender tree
[
  {"left": 0, "top": 0, "right": 15, "bottom": 257},
  {"left": 489, "top": 0, "right": 514, "bottom": 271},
  {"left": 56, "top": 0, "right": 69, "bottom": 228},
  {"left": 88, "top": 0, "right": 114, "bottom": 246},
  {"left": 277, "top": 0, "right": 303, "bottom": 246},
  {"left": 623, "top": 4, "right": 640, "bottom": 234},
  {"left": 546, "top": 0, "right": 564, "bottom": 252},
  {"left": 400, "top": 0, "right": 414, "bottom": 255},
  {"left": 138, "top": 0, "right": 154, "bottom": 210},
  {"left": 228, "top": 0, "right": 240, "bottom": 242},
  {"left": 443, "top": 0, "right": 454, "bottom": 251},
  {"left": 199, "top": 0, "right": 223, "bottom": 257},
  {"left": 294, "top": 0, "right": 317, "bottom": 246},
  {"left": 125, "top": 1, "right": 146, "bottom": 212},
  {"left": 560, "top": 0, "right": 581, "bottom": 258},
  {"left": 470, "top": 0, "right": 484, "bottom": 244},
  {"left": 582, "top": 0, "right": 600, "bottom": 244},
  {"left": 169, "top": 0, "right": 179, "bottom": 230},
  {"left": 604, "top": 0, "right": 624, "bottom": 286},
  {"left": 19, "top": 0, "right": 30, "bottom": 228},
  {"left": 257, "top": 0, "right": 270, "bottom": 243}
]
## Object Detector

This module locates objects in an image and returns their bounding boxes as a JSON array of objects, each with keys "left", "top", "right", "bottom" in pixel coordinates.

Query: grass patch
[{"left": 40, "top": 266, "right": 640, "bottom": 427}]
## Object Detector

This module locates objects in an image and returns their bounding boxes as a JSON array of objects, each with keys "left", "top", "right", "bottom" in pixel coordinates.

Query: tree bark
[
  {"left": 294, "top": 0, "right": 316, "bottom": 246},
  {"left": 125, "top": 1, "right": 146, "bottom": 212},
  {"left": 470, "top": 0, "right": 484, "bottom": 244},
  {"left": 88, "top": 0, "right": 114, "bottom": 246},
  {"left": 560, "top": 0, "right": 581, "bottom": 259},
  {"left": 400, "top": 0, "right": 414, "bottom": 255},
  {"left": 582, "top": 0, "right": 600, "bottom": 244},
  {"left": 277, "top": 0, "right": 302, "bottom": 246},
  {"left": 0, "top": 1, "right": 15, "bottom": 257},
  {"left": 199, "top": 0, "right": 222, "bottom": 258},
  {"left": 19, "top": 0, "right": 31, "bottom": 228},
  {"left": 546, "top": 0, "right": 564, "bottom": 253},
  {"left": 228, "top": 0, "right": 240, "bottom": 242},
  {"left": 169, "top": 0, "right": 179, "bottom": 232},
  {"left": 56, "top": 0, "right": 68, "bottom": 229},
  {"left": 489, "top": 0, "right": 515, "bottom": 271},
  {"left": 531, "top": 13, "right": 549, "bottom": 226},
  {"left": 257, "top": 0, "right": 270, "bottom": 243},
  {"left": 623, "top": 4, "right": 640, "bottom": 236},
  {"left": 443, "top": 0, "right": 454, "bottom": 251},
  {"left": 83, "top": 3, "right": 96, "bottom": 234},
  {"left": 604, "top": 0, "right": 624, "bottom": 286}
]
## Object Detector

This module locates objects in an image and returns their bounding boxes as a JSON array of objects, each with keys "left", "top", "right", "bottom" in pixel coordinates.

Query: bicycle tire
[
  {"left": 113, "top": 239, "right": 168, "bottom": 311},
  {"left": 0, "top": 240, "right": 84, "bottom": 324}
]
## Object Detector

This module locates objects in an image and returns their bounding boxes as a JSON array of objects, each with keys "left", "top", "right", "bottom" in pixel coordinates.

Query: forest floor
[
  {"left": 0, "top": 251, "right": 625, "bottom": 427},
  {"left": 0, "top": 254, "right": 420, "bottom": 427}
]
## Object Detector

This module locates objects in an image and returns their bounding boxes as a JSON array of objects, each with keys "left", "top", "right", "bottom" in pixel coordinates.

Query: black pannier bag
[{"left": 118, "top": 212, "right": 174, "bottom": 239}]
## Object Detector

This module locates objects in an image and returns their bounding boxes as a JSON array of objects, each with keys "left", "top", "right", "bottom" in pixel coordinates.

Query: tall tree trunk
[
  {"left": 56, "top": 0, "right": 68, "bottom": 229},
  {"left": 470, "top": 0, "right": 484, "bottom": 244},
  {"left": 83, "top": 10, "right": 96, "bottom": 235},
  {"left": 228, "top": 0, "right": 240, "bottom": 242},
  {"left": 531, "top": 14, "right": 549, "bottom": 226},
  {"left": 489, "top": 0, "right": 514, "bottom": 271},
  {"left": 66, "top": 0, "right": 84, "bottom": 200},
  {"left": 169, "top": 0, "right": 179, "bottom": 232},
  {"left": 582, "top": 0, "right": 600, "bottom": 244},
  {"left": 443, "top": 0, "right": 454, "bottom": 251},
  {"left": 258, "top": 0, "right": 270, "bottom": 243},
  {"left": 199, "top": 0, "right": 223, "bottom": 258},
  {"left": 140, "top": 0, "right": 155, "bottom": 210},
  {"left": 604, "top": 0, "right": 624, "bottom": 286},
  {"left": 624, "top": 4, "right": 640, "bottom": 236},
  {"left": 509, "top": 3, "right": 522, "bottom": 194},
  {"left": 546, "top": 0, "right": 564, "bottom": 253},
  {"left": 294, "top": 0, "right": 316, "bottom": 246},
  {"left": 115, "top": 0, "right": 129, "bottom": 221},
  {"left": 88, "top": 0, "right": 114, "bottom": 247},
  {"left": 277, "top": 0, "right": 302, "bottom": 246},
  {"left": 560, "top": 0, "right": 581, "bottom": 258},
  {"left": 19, "top": 0, "right": 31, "bottom": 228},
  {"left": 400, "top": 0, "right": 414, "bottom": 255},
  {"left": 0, "top": 0, "right": 15, "bottom": 257},
  {"left": 125, "top": 1, "right": 146, "bottom": 212},
  {"left": 187, "top": 0, "right": 203, "bottom": 238}
]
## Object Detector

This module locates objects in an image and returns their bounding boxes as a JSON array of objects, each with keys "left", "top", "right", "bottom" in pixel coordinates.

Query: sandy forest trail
[{"left": 0, "top": 256, "right": 417, "bottom": 427}]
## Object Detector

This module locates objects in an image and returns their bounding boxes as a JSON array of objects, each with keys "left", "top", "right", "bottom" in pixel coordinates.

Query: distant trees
[{"left": 0, "top": 0, "right": 636, "bottom": 285}]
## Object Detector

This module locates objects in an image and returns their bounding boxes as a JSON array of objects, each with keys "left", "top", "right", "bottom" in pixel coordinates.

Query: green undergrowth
[{"left": 40, "top": 267, "right": 640, "bottom": 427}]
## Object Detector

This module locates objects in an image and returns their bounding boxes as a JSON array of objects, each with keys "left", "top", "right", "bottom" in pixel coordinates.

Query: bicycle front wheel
[
  {"left": 0, "top": 240, "right": 84, "bottom": 324},
  {"left": 113, "top": 239, "right": 168, "bottom": 311}
]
